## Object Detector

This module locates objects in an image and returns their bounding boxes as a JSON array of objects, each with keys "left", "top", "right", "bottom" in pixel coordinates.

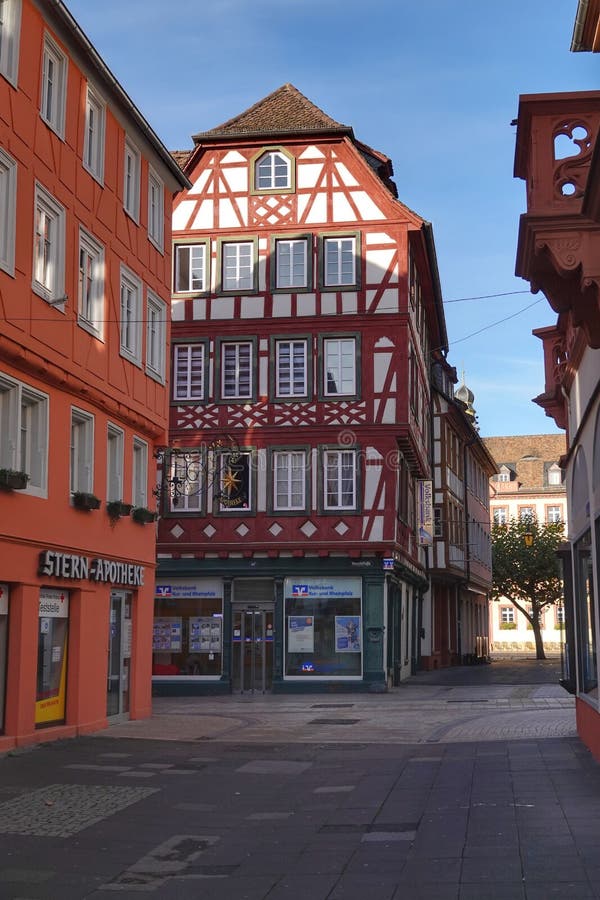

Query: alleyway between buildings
[{"left": 0, "top": 657, "right": 598, "bottom": 900}]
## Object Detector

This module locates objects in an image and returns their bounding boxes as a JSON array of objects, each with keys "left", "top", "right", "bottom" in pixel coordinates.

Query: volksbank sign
[{"left": 38, "top": 550, "right": 145, "bottom": 587}]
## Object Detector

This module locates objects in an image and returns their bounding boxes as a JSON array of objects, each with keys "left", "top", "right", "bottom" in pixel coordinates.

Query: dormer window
[
  {"left": 251, "top": 147, "right": 294, "bottom": 193},
  {"left": 496, "top": 465, "right": 512, "bottom": 483},
  {"left": 547, "top": 463, "right": 562, "bottom": 486}
]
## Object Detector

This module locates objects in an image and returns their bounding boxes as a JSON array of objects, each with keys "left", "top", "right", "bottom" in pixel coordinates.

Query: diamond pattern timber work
[
  {"left": 236, "top": 524, "right": 250, "bottom": 537},
  {"left": 203, "top": 524, "right": 216, "bottom": 538},
  {"left": 250, "top": 194, "right": 297, "bottom": 227},
  {"left": 170, "top": 524, "right": 185, "bottom": 540},
  {"left": 273, "top": 403, "right": 318, "bottom": 426},
  {"left": 175, "top": 405, "right": 220, "bottom": 430},
  {"left": 227, "top": 403, "right": 269, "bottom": 428},
  {"left": 334, "top": 521, "right": 349, "bottom": 535},
  {"left": 269, "top": 523, "right": 283, "bottom": 536},
  {"left": 321, "top": 401, "right": 368, "bottom": 427}
]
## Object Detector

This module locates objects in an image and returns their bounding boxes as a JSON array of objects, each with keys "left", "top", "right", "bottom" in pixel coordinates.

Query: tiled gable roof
[
  {"left": 170, "top": 150, "right": 193, "bottom": 169},
  {"left": 192, "top": 83, "right": 352, "bottom": 142}
]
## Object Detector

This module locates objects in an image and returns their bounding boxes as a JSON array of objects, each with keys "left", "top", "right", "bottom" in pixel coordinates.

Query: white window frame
[
  {"left": 275, "top": 238, "right": 308, "bottom": 289},
  {"left": 132, "top": 437, "right": 148, "bottom": 508},
  {"left": 493, "top": 507, "right": 508, "bottom": 525},
  {"left": 174, "top": 242, "right": 206, "bottom": 293},
  {"left": 106, "top": 423, "right": 124, "bottom": 502},
  {"left": 123, "top": 136, "right": 140, "bottom": 221},
  {"left": 32, "top": 183, "right": 65, "bottom": 304},
  {"left": 323, "top": 337, "right": 356, "bottom": 397},
  {"left": 324, "top": 448, "right": 357, "bottom": 511},
  {"left": 273, "top": 450, "right": 306, "bottom": 511},
  {"left": 519, "top": 507, "right": 535, "bottom": 522},
  {"left": 256, "top": 150, "right": 290, "bottom": 191},
  {"left": 146, "top": 290, "right": 166, "bottom": 383},
  {"left": 77, "top": 227, "right": 104, "bottom": 338},
  {"left": 173, "top": 342, "right": 204, "bottom": 401},
  {"left": 119, "top": 264, "right": 142, "bottom": 365},
  {"left": 547, "top": 505, "right": 562, "bottom": 524},
  {"left": 222, "top": 241, "right": 254, "bottom": 292},
  {"left": 70, "top": 406, "right": 94, "bottom": 496},
  {"left": 323, "top": 236, "right": 356, "bottom": 287},
  {"left": 500, "top": 606, "right": 515, "bottom": 624},
  {"left": 221, "top": 341, "right": 253, "bottom": 400},
  {"left": 40, "top": 33, "right": 67, "bottom": 138},
  {"left": 169, "top": 450, "right": 202, "bottom": 513},
  {"left": 83, "top": 83, "right": 105, "bottom": 183},
  {"left": 0, "top": 374, "right": 48, "bottom": 495},
  {"left": 0, "top": 146, "right": 17, "bottom": 275},
  {"left": 548, "top": 464, "right": 562, "bottom": 485},
  {"left": 147, "top": 166, "right": 164, "bottom": 252},
  {"left": 0, "top": 0, "right": 21, "bottom": 87},
  {"left": 275, "top": 339, "right": 308, "bottom": 398}
]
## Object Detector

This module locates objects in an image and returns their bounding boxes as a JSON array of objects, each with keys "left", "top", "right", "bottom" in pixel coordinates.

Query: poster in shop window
[
  {"left": 189, "top": 617, "right": 222, "bottom": 653},
  {"left": 288, "top": 616, "right": 314, "bottom": 653},
  {"left": 152, "top": 617, "right": 182, "bottom": 651},
  {"left": 335, "top": 616, "right": 361, "bottom": 652}
]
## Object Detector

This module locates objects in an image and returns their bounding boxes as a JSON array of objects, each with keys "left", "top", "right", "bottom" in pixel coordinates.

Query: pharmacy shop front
[{"left": 0, "top": 547, "right": 153, "bottom": 751}]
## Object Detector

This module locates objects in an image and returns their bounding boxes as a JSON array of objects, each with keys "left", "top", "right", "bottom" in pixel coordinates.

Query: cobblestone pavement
[{"left": 0, "top": 658, "right": 597, "bottom": 900}]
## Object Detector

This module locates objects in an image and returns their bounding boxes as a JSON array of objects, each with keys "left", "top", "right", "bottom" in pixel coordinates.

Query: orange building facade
[{"left": 0, "top": 0, "right": 187, "bottom": 748}]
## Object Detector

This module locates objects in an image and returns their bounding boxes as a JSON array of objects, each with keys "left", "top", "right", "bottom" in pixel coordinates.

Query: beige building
[{"left": 484, "top": 434, "right": 567, "bottom": 653}]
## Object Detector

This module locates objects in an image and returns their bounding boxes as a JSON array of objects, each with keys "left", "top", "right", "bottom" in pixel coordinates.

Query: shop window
[
  {"left": 36, "top": 588, "right": 69, "bottom": 727},
  {"left": 153, "top": 579, "right": 223, "bottom": 678},
  {"left": 284, "top": 577, "right": 362, "bottom": 678},
  {"left": 0, "top": 582, "right": 8, "bottom": 731},
  {"left": 575, "top": 531, "right": 597, "bottom": 696}
]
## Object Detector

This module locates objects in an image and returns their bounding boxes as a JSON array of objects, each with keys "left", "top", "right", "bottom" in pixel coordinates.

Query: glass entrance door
[
  {"left": 232, "top": 605, "right": 274, "bottom": 693},
  {"left": 107, "top": 591, "right": 132, "bottom": 718}
]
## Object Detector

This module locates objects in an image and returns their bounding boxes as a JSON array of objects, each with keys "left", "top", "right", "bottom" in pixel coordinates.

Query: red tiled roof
[
  {"left": 192, "top": 83, "right": 352, "bottom": 142},
  {"left": 170, "top": 149, "right": 193, "bottom": 169}
]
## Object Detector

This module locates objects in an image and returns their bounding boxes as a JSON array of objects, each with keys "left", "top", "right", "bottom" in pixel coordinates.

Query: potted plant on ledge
[
  {"left": 0, "top": 469, "right": 29, "bottom": 491},
  {"left": 106, "top": 500, "right": 133, "bottom": 521},
  {"left": 72, "top": 491, "right": 101, "bottom": 511},
  {"left": 131, "top": 506, "right": 157, "bottom": 525}
]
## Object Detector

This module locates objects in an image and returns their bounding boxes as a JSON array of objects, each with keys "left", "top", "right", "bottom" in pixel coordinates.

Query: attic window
[
  {"left": 548, "top": 463, "right": 562, "bottom": 486},
  {"left": 252, "top": 148, "right": 294, "bottom": 193},
  {"left": 497, "top": 465, "right": 512, "bottom": 483}
]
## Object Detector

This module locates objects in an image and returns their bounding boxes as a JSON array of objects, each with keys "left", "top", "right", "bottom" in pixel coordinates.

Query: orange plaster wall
[{"left": 576, "top": 698, "right": 600, "bottom": 763}]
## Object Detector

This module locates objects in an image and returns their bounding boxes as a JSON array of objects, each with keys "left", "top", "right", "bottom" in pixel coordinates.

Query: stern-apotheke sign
[{"left": 38, "top": 550, "right": 145, "bottom": 586}]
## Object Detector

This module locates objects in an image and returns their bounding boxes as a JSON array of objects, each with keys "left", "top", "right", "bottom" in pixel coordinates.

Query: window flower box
[
  {"left": 106, "top": 500, "right": 133, "bottom": 521},
  {"left": 0, "top": 469, "right": 29, "bottom": 491},
  {"left": 131, "top": 506, "right": 157, "bottom": 525},
  {"left": 72, "top": 491, "right": 101, "bottom": 511}
]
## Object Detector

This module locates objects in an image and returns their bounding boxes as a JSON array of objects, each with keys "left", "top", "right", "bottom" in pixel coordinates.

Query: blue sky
[{"left": 66, "top": 0, "right": 596, "bottom": 437}]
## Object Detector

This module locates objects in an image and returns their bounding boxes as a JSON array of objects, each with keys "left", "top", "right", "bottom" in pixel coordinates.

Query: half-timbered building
[
  {"left": 154, "top": 85, "right": 449, "bottom": 693},
  {"left": 424, "top": 362, "right": 495, "bottom": 670}
]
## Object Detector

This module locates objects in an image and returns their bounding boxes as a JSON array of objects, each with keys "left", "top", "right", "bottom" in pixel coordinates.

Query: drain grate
[
  {"left": 311, "top": 704, "right": 354, "bottom": 709},
  {"left": 447, "top": 699, "right": 489, "bottom": 703},
  {"left": 309, "top": 718, "right": 360, "bottom": 725}
]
